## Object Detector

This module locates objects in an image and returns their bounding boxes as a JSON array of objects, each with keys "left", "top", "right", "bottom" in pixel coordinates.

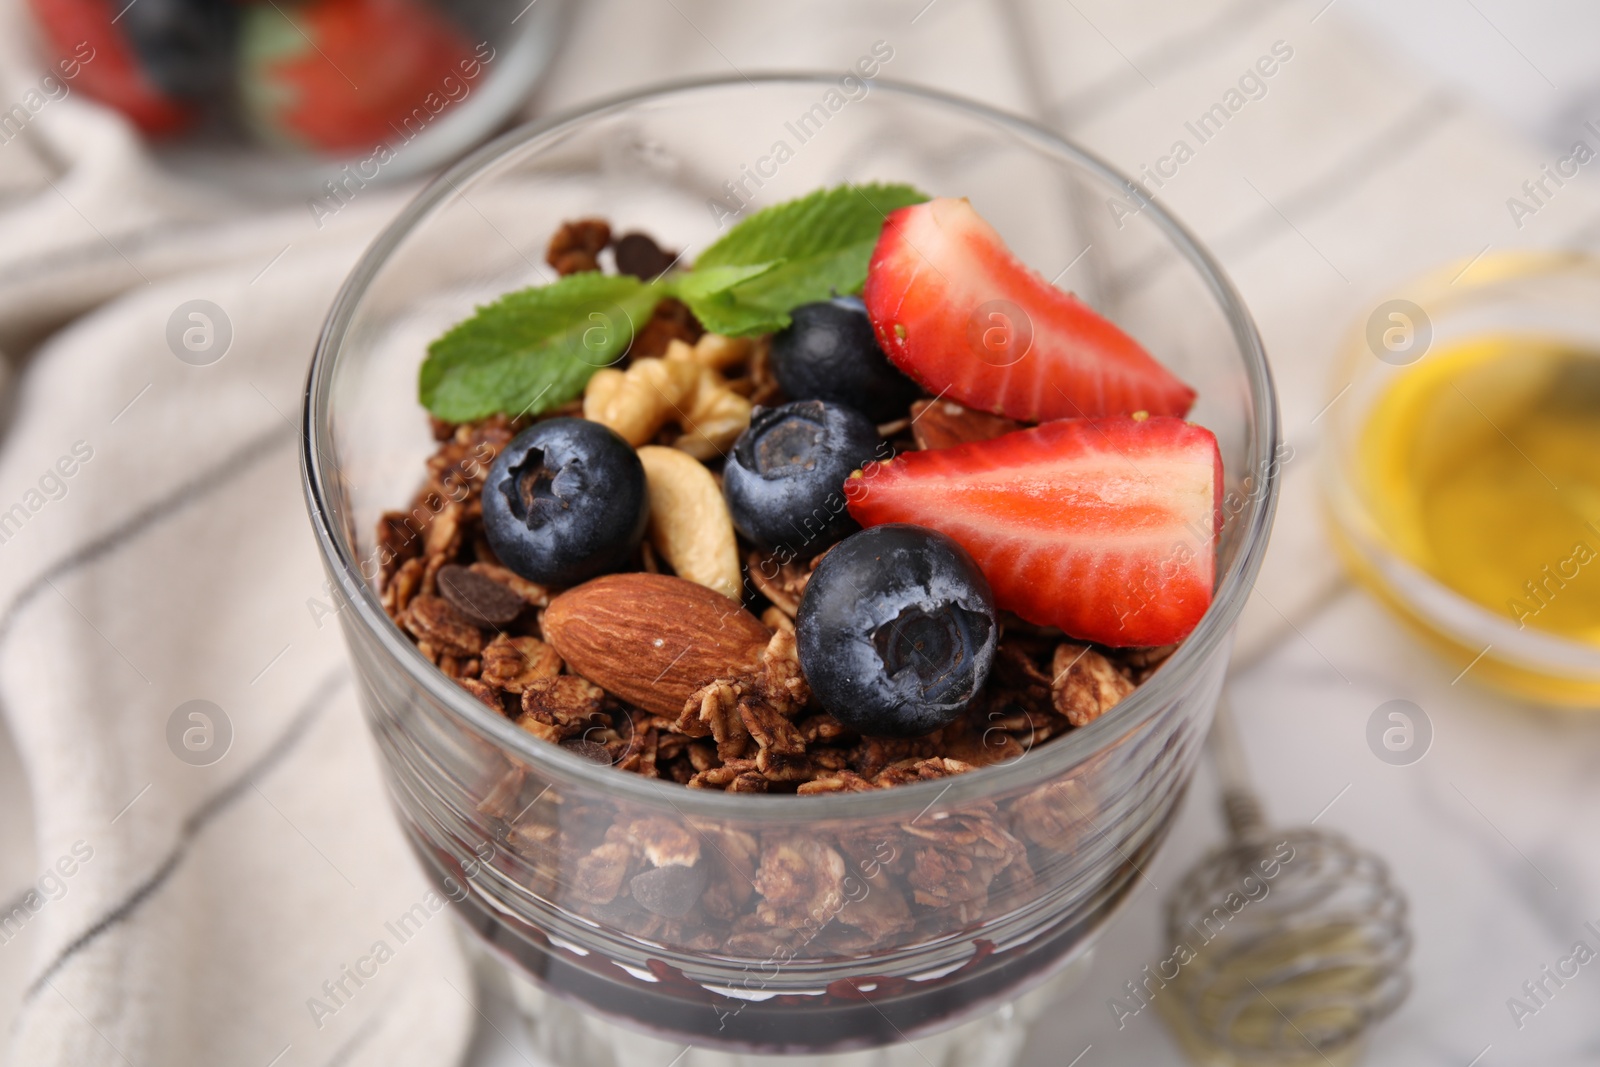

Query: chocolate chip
[
  {"left": 437, "top": 564, "right": 525, "bottom": 628},
  {"left": 629, "top": 864, "right": 708, "bottom": 918},
  {"left": 613, "top": 232, "right": 676, "bottom": 280},
  {"left": 560, "top": 738, "right": 614, "bottom": 764}
]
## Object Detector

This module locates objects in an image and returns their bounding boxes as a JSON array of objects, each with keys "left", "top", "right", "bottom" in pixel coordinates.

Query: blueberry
[
  {"left": 771, "top": 297, "right": 919, "bottom": 422},
  {"left": 482, "top": 418, "right": 648, "bottom": 587},
  {"left": 796, "top": 524, "right": 996, "bottom": 738},
  {"left": 122, "top": 0, "right": 238, "bottom": 99},
  {"left": 723, "top": 400, "right": 882, "bottom": 554}
]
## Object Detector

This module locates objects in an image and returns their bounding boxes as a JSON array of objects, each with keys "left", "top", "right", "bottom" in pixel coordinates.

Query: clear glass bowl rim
[{"left": 301, "top": 72, "right": 1281, "bottom": 820}]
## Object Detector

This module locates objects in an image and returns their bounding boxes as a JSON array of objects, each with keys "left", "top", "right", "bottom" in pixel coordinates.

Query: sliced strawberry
[
  {"left": 27, "top": 0, "right": 196, "bottom": 137},
  {"left": 846, "top": 416, "right": 1221, "bottom": 646},
  {"left": 241, "top": 0, "right": 475, "bottom": 153},
  {"left": 863, "top": 198, "right": 1195, "bottom": 423}
]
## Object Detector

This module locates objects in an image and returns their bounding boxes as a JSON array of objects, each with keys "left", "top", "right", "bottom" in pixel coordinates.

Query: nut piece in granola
[
  {"left": 637, "top": 445, "right": 741, "bottom": 600},
  {"left": 908, "top": 398, "right": 1024, "bottom": 451},
  {"left": 683, "top": 332, "right": 754, "bottom": 372},
  {"left": 584, "top": 357, "right": 701, "bottom": 447},
  {"left": 665, "top": 340, "right": 754, "bottom": 459}
]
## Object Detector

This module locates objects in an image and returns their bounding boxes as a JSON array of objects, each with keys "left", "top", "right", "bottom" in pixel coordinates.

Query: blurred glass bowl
[{"left": 23, "top": 0, "right": 568, "bottom": 196}]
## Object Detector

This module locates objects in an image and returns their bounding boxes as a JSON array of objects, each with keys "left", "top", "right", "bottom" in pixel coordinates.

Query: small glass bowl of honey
[{"left": 1323, "top": 251, "right": 1600, "bottom": 706}]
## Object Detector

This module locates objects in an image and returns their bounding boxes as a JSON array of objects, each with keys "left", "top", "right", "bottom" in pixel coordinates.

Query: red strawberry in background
[
  {"left": 864, "top": 198, "right": 1196, "bottom": 423},
  {"left": 27, "top": 0, "right": 197, "bottom": 136},
  {"left": 240, "top": 0, "right": 474, "bottom": 153},
  {"left": 847, "top": 415, "right": 1221, "bottom": 646}
]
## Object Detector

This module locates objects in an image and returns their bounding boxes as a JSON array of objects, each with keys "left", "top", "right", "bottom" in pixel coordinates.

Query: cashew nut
[{"left": 636, "top": 445, "right": 741, "bottom": 600}]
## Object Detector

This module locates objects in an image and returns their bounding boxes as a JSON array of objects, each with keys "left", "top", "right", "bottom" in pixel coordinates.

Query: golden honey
[{"left": 1354, "top": 336, "right": 1600, "bottom": 648}]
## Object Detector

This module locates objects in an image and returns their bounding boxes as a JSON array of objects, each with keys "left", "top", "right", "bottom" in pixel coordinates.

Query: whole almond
[{"left": 543, "top": 573, "right": 769, "bottom": 716}]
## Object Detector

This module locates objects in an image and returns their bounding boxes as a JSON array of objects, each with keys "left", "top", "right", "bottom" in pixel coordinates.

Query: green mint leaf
[
  {"left": 418, "top": 184, "right": 930, "bottom": 417},
  {"left": 670, "top": 261, "right": 784, "bottom": 335},
  {"left": 692, "top": 182, "right": 928, "bottom": 333},
  {"left": 671, "top": 262, "right": 778, "bottom": 304},
  {"left": 678, "top": 290, "right": 790, "bottom": 337},
  {"left": 419, "top": 273, "right": 661, "bottom": 422}
]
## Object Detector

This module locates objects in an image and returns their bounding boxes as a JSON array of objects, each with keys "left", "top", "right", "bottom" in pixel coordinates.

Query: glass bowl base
[{"left": 475, "top": 936, "right": 1093, "bottom": 1067}]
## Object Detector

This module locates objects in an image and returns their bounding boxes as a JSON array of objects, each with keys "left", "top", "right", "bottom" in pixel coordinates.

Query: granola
[
  {"left": 1051, "top": 643, "right": 1136, "bottom": 728},
  {"left": 480, "top": 634, "right": 562, "bottom": 693},
  {"left": 546, "top": 218, "right": 611, "bottom": 276},
  {"left": 371, "top": 211, "right": 1208, "bottom": 958}
]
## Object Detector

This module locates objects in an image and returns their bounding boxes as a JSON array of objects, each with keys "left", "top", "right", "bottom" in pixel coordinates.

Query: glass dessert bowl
[
  {"left": 23, "top": 0, "right": 569, "bottom": 197},
  {"left": 302, "top": 76, "right": 1278, "bottom": 1057}
]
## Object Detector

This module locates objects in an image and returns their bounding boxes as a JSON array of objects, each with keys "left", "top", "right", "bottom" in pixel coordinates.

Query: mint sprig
[
  {"left": 418, "top": 182, "right": 927, "bottom": 421},
  {"left": 693, "top": 182, "right": 927, "bottom": 333},
  {"left": 420, "top": 273, "right": 657, "bottom": 423}
]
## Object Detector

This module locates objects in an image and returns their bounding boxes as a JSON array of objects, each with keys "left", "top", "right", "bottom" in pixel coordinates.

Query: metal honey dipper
[{"left": 1154, "top": 696, "right": 1412, "bottom": 1066}]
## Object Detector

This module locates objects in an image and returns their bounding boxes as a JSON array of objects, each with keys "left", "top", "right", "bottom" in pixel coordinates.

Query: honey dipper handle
[{"left": 1209, "top": 693, "right": 1267, "bottom": 842}]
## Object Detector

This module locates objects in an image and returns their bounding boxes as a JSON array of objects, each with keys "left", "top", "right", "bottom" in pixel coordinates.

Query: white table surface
[{"left": 4, "top": 2, "right": 1600, "bottom": 1065}]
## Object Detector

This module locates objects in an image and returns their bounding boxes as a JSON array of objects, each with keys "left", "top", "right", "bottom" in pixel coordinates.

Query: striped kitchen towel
[
  {"left": 2, "top": 2, "right": 1599, "bottom": 1067},
  {"left": 0, "top": 177, "right": 475, "bottom": 1066}
]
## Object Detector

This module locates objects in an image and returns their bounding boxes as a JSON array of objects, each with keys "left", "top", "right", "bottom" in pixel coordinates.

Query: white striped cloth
[
  {"left": 0, "top": 202, "right": 478, "bottom": 1063},
  {"left": 1, "top": 1, "right": 1599, "bottom": 1067}
]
